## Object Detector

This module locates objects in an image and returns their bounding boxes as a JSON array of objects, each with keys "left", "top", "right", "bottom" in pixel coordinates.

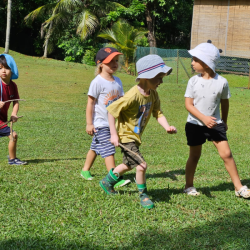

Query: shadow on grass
[
  {"left": 27, "top": 157, "right": 85, "bottom": 164},
  {"left": 121, "top": 211, "right": 250, "bottom": 250},
  {"left": 124, "top": 169, "right": 185, "bottom": 181},
  {"left": 1, "top": 212, "right": 249, "bottom": 250}
]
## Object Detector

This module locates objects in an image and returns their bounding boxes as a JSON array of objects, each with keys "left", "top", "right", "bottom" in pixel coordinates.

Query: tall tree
[{"left": 4, "top": 0, "right": 12, "bottom": 53}]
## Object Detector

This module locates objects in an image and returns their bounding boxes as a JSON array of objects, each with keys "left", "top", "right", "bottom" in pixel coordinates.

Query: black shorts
[{"left": 185, "top": 122, "right": 228, "bottom": 146}]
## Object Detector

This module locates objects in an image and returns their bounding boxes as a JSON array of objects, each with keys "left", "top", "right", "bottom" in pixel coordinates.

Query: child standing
[
  {"left": 0, "top": 54, "right": 27, "bottom": 165},
  {"left": 81, "top": 47, "right": 130, "bottom": 188},
  {"left": 99, "top": 54, "right": 177, "bottom": 209},
  {"left": 184, "top": 42, "right": 250, "bottom": 198}
]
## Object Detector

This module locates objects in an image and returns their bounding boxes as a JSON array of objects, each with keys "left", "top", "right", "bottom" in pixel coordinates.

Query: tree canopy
[{"left": 0, "top": 0, "right": 194, "bottom": 61}]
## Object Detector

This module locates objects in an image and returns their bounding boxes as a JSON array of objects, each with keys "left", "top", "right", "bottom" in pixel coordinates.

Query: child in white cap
[
  {"left": 99, "top": 54, "right": 177, "bottom": 209},
  {"left": 184, "top": 42, "right": 250, "bottom": 198}
]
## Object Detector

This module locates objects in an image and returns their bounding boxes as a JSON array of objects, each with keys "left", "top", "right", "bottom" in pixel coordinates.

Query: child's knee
[
  {"left": 136, "top": 162, "right": 147, "bottom": 172},
  {"left": 220, "top": 150, "right": 232, "bottom": 160},
  {"left": 10, "top": 132, "right": 18, "bottom": 141}
]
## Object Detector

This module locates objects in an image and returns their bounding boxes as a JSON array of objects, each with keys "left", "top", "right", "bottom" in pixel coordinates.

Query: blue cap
[{"left": 0, "top": 54, "right": 19, "bottom": 80}]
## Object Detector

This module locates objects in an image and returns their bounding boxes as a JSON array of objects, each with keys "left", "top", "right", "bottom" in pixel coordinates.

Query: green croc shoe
[
  {"left": 81, "top": 170, "right": 93, "bottom": 180},
  {"left": 114, "top": 178, "right": 131, "bottom": 188},
  {"left": 99, "top": 169, "right": 119, "bottom": 195}
]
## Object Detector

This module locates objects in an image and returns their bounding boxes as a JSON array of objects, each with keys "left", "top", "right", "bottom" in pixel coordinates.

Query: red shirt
[{"left": 0, "top": 80, "right": 20, "bottom": 129}]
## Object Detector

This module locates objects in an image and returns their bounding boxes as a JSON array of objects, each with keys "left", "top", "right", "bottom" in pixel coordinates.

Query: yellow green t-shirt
[{"left": 106, "top": 85, "right": 164, "bottom": 145}]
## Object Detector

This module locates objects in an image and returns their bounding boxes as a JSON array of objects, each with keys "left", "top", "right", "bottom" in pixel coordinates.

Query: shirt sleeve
[
  {"left": 88, "top": 79, "right": 101, "bottom": 99},
  {"left": 221, "top": 81, "right": 231, "bottom": 99},
  {"left": 184, "top": 78, "right": 194, "bottom": 98},
  {"left": 13, "top": 82, "right": 20, "bottom": 99},
  {"left": 115, "top": 76, "right": 124, "bottom": 96},
  {"left": 107, "top": 94, "right": 132, "bottom": 119},
  {"left": 152, "top": 91, "right": 164, "bottom": 119}
]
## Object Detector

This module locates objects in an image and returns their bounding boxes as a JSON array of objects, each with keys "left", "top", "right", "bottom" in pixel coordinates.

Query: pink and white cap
[{"left": 135, "top": 54, "right": 172, "bottom": 82}]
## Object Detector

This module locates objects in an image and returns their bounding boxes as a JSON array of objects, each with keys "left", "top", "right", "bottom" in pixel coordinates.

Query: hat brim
[
  {"left": 102, "top": 52, "right": 123, "bottom": 64},
  {"left": 188, "top": 49, "right": 216, "bottom": 73},
  {"left": 135, "top": 65, "right": 172, "bottom": 82}
]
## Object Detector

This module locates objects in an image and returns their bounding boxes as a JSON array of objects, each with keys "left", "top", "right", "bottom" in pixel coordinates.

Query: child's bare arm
[
  {"left": 11, "top": 101, "right": 19, "bottom": 122},
  {"left": 221, "top": 99, "right": 229, "bottom": 130},
  {"left": 86, "top": 96, "right": 96, "bottom": 135},
  {"left": 185, "top": 97, "right": 217, "bottom": 128},
  {"left": 0, "top": 101, "right": 5, "bottom": 109},
  {"left": 108, "top": 113, "right": 119, "bottom": 147},
  {"left": 157, "top": 116, "right": 177, "bottom": 134}
]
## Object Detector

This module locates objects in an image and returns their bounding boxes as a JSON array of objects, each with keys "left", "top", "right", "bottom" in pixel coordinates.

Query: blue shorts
[
  {"left": 0, "top": 126, "right": 11, "bottom": 138},
  {"left": 90, "top": 127, "right": 115, "bottom": 158}
]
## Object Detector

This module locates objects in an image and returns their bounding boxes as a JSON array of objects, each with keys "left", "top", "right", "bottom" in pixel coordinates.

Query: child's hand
[
  {"left": 0, "top": 101, "right": 5, "bottom": 109},
  {"left": 224, "top": 122, "right": 228, "bottom": 131},
  {"left": 110, "top": 134, "right": 119, "bottom": 147},
  {"left": 166, "top": 126, "right": 177, "bottom": 134},
  {"left": 203, "top": 116, "right": 217, "bottom": 128},
  {"left": 11, "top": 115, "right": 18, "bottom": 123},
  {"left": 86, "top": 124, "right": 96, "bottom": 136}
]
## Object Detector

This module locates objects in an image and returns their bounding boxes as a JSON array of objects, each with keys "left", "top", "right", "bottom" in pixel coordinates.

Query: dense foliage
[{"left": 0, "top": 0, "right": 194, "bottom": 61}]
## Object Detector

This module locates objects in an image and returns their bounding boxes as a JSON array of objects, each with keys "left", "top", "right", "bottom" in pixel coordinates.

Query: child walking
[
  {"left": 184, "top": 42, "right": 250, "bottom": 198},
  {"left": 0, "top": 54, "right": 27, "bottom": 165},
  {"left": 99, "top": 54, "right": 177, "bottom": 209},
  {"left": 81, "top": 47, "right": 130, "bottom": 188}
]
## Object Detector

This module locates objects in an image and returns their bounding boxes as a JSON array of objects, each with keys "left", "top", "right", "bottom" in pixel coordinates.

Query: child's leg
[
  {"left": 104, "top": 154, "right": 116, "bottom": 172},
  {"left": 213, "top": 140, "right": 242, "bottom": 191},
  {"left": 8, "top": 131, "right": 17, "bottom": 160},
  {"left": 135, "top": 162, "right": 154, "bottom": 209},
  {"left": 81, "top": 149, "right": 97, "bottom": 180},
  {"left": 136, "top": 162, "right": 147, "bottom": 184},
  {"left": 82, "top": 149, "right": 97, "bottom": 171},
  {"left": 185, "top": 145, "right": 202, "bottom": 189}
]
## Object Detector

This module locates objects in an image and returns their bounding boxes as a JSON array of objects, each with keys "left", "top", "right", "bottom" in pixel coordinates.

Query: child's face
[
  {"left": 191, "top": 57, "right": 208, "bottom": 73},
  {"left": 0, "top": 64, "right": 11, "bottom": 84},
  {"left": 147, "top": 72, "right": 166, "bottom": 90},
  {"left": 101, "top": 55, "right": 119, "bottom": 74}
]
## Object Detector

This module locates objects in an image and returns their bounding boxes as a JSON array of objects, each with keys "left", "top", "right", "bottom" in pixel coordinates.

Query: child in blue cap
[{"left": 0, "top": 54, "right": 27, "bottom": 165}]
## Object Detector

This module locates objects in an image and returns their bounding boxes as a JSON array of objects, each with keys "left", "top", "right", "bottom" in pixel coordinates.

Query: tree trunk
[
  {"left": 4, "top": 0, "right": 12, "bottom": 54},
  {"left": 145, "top": 1, "right": 156, "bottom": 49},
  {"left": 43, "top": 21, "right": 53, "bottom": 58}
]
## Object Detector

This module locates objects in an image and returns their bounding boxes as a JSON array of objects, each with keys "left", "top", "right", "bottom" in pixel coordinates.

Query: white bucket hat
[
  {"left": 135, "top": 54, "right": 172, "bottom": 82},
  {"left": 188, "top": 43, "right": 220, "bottom": 73}
]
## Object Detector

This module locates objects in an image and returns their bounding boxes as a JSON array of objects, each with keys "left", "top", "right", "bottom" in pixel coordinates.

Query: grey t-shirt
[
  {"left": 184, "top": 73, "right": 231, "bottom": 126},
  {"left": 88, "top": 74, "right": 124, "bottom": 128}
]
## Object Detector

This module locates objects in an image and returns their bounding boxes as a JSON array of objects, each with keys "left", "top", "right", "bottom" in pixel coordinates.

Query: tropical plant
[
  {"left": 24, "top": 0, "right": 125, "bottom": 58},
  {"left": 98, "top": 19, "right": 147, "bottom": 71}
]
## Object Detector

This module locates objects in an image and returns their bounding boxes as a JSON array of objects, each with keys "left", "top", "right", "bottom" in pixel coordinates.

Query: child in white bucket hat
[
  {"left": 99, "top": 54, "right": 177, "bottom": 209},
  {"left": 183, "top": 42, "right": 250, "bottom": 198}
]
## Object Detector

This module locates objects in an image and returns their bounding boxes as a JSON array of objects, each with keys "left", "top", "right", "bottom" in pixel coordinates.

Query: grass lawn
[{"left": 0, "top": 48, "right": 250, "bottom": 250}]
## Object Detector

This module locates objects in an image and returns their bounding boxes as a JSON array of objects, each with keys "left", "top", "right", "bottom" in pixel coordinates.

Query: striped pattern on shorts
[{"left": 90, "top": 127, "right": 115, "bottom": 158}]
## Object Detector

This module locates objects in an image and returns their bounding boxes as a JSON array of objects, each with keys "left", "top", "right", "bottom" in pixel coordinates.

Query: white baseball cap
[
  {"left": 188, "top": 43, "right": 220, "bottom": 73},
  {"left": 135, "top": 54, "right": 172, "bottom": 82}
]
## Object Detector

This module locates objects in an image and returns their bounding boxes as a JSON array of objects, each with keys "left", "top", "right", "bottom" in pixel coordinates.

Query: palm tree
[
  {"left": 4, "top": 0, "right": 12, "bottom": 54},
  {"left": 98, "top": 19, "right": 147, "bottom": 71},
  {"left": 24, "top": 0, "right": 125, "bottom": 58}
]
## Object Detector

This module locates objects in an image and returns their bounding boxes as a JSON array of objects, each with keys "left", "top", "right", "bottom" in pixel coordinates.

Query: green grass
[{"left": 0, "top": 48, "right": 250, "bottom": 250}]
